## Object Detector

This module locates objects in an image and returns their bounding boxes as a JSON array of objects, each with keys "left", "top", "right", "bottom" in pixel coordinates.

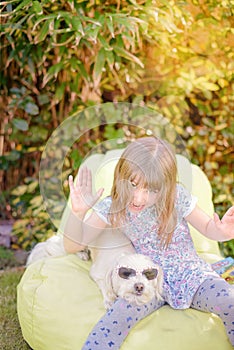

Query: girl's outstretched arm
[
  {"left": 186, "top": 205, "right": 234, "bottom": 242},
  {"left": 82, "top": 297, "right": 165, "bottom": 350},
  {"left": 63, "top": 167, "right": 106, "bottom": 253}
]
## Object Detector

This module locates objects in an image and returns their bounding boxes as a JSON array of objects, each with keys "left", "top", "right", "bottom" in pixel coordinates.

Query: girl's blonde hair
[{"left": 109, "top": 136, "right": 177, "bottom": 247}]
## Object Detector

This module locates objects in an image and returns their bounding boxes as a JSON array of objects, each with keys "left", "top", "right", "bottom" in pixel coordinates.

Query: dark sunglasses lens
[
  {"left": 143, "top": 268, "right": 158, "bottom": 280},
  {"left": 118, "top": 267, "right": 136, "bottom": 279}
]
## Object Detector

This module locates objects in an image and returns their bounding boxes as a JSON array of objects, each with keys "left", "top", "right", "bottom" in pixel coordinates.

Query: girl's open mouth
[{"left": 129, "top": 203, "right": 145, "bottom": 212}]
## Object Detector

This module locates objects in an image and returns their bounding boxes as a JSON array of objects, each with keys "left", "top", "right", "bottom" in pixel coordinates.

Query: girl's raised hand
[
  {"left": 68, "top": 167, "right": 104, "bottom": 215},
  {"left": 214, "top": 206, "right": 234, "bottom": 240}
]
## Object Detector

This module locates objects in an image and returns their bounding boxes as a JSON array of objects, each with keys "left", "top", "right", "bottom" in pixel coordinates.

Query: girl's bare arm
[
  {"left": 186, "top": 205, "right": 234, "bottom": 242},
  {"left": 63, "top": 167, "right": 106, "bottom": 253},
  {"left": 63, "top": 210, "right": 107, "bottom": 253}
]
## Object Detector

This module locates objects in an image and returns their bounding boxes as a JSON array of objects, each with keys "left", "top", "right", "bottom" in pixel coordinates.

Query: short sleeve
[
  {"left": 93, "top": 196, "right": 112, "bottom": 224},
  {"left": 176, "top": 184, "right": 197, "bottom": 219}
]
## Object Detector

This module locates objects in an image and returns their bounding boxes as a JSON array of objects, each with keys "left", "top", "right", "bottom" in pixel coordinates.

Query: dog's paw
[
  {"left": 103, "top": 299, "right": 115, "bottom": 310},
  {"left": 77, "top": 248, "right": 91, "bottom": 261}
]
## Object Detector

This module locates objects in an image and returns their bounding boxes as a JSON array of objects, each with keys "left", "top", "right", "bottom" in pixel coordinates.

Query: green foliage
[
  {"left": 219, "top": 240, "right": 234, "bottom": 259},
  {"left": 10, "top": 178, "right": 56, "bottom": 250},
  {"left": 0, "top": 246, "right": 16, "bottom": 269},
  {"left": 0, "top": 0, "right": 233, "bottom": 255}
]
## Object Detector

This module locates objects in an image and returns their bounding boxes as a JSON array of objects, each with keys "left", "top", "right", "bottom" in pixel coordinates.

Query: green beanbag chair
[{"left": 17, "top": 150, "right": 232, "bottom": 350}]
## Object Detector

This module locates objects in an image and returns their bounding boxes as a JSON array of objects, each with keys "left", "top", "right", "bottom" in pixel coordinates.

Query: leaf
[
  {"left": 33, "top": 14, "right": 57, "bottom": 31},
  {"left": 32, "top": 1, "right": 43, "bottom": 15},
  {"left": 77, "top": 62, "right": 89, "bottom": 82},
  {"left": 112, "top": 14, "right": 139, "bottom": 30},
  {"left": 24, "top": 102, "right": 39, "bottom": 115},
  {"left": 200, "top": 82, "right": 220, "bottom": 91},
  {"left": 37, "top": 94, "right": 50, "bottom": 106},
  {"left": 42, "top": 62, "right": 64, "bottom": 86},
  {"left": 93, "top": 48, "right": 106, "bottom": 79},
  {"left": 218, "top": 78, "right": 228, "bottom": 88},
  {"left": 70, "top": 149, "right": 83, "bottom": 169},
  {"left": 27, "top": 181, "right": 39, "bottom": 193},
  {"left": 35, "top": 20, "right": 50, "bottom": 43},
  {"left": 30, "top": 195, "right": 43, "bottom": 207},
  {"left": 14, "top": 0, "right": 31, "bottom": 12},
  {"left": 105, "top": 50, "right": 114, "bottom": 67},
  {"left": 106, "top": 15, "right": 115, "bottom": 38},
  {"left": 69, "top": 57, "right": 80, "bottom": 71},
  {"left": 11, "top": 185, "right": 28, "bottom": 196},
  {"left": 71, "top": 17, "right": 84, "bottom": 35},
  {"left": 113, "top": 46, "right": 144, "bottom": 68},
  {"left": 202, "top": 117, "right": 215, "bottom": 128},
  {"left": 50, "top": 62, "right": 64, "bottom": 75},
  {"left": 12, "top": 118, "right": 28, "bottom": 131},
  {"left": 10, "top": 87, "right": 22, "bottom": 96},
  {"left": 55, "top": 83, "right": 66, "bottom": 102},
  {"left": 98, "top": 34, "right": 111, "bottom": 50},
  {"left": 215, "top": 123, "right": 228, "bottom": 131},
  {"left": 5, "top": 150, "right": 21, "bottom": 161},
  {"left": 207, "top": 145, "right": 216, "bottom": 154},
  {"left": 85, "top": 25, "right": 101, "bottom": 43},
  {"left": 13, "top": 219, "right": 30, "bottom": 229}
]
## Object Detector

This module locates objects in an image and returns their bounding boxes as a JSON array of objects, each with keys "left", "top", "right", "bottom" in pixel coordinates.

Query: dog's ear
[
  {"left": 102, "top": 267, "right": 118, "bottom": 309},
  {"left": 153, "top": 265, "right": 164, "bottom": 301}
]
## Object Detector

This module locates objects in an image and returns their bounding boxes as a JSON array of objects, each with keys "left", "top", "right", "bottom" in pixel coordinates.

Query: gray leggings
[
  {"left": 191, "top": 276, "right": 234, "bottom": 345},
  {"left": 82, "top": 277, "right": 234, "bottom": 349}
]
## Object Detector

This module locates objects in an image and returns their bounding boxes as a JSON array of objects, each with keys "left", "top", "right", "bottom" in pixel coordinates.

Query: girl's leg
[
  {"left": 82, "top": 297, "right": 165, "bottom": 350},
  {"left": 191, "top": 276, "right": 234, "bottom": 346}
]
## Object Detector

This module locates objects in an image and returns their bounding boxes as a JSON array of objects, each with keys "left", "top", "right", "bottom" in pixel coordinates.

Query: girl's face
[{"left": 127, "top": 178, "right": 158, "bottom": 213}]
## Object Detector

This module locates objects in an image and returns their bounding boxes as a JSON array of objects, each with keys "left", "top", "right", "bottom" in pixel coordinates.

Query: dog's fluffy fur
[
  {"left": 26, "top": 235, "right": 66, "bottom": 266},
  {"left": 27, "top": 230, "right": 163, "bottom": 309},
  {"left": 88, "top": 228, "right": 163, "bottom": 309}
]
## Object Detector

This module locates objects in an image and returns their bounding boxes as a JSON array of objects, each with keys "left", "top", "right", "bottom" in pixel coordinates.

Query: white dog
[
  {"left": 88, "top": 228, "right": 164, "bottom": 309},
  {"left": 26, "top": 230, "right": 163, "bottom": 310},
  {"left": 26, "top": 235, "right": 66, "bottom": 266}
]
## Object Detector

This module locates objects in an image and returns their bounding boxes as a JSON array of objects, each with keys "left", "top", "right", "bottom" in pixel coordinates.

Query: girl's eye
[
  {"left": 150, "top": 189, "right": 158, "bottom": 194},
  {"left": 130, "top": 181, "right": 137, "bottom": 188}
]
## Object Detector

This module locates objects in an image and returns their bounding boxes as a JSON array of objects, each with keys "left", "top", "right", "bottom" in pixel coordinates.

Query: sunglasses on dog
[{"left": 118, "top": 267, "right": 158, "bottom": 280}]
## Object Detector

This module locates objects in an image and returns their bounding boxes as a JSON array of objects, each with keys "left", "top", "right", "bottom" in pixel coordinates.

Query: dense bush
[{"left": 0, "top": 0, "right": 233, "bottom": 255}]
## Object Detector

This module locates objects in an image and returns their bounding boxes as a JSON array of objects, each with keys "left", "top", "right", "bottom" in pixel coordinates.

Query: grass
[
  {"left": 0, "top": 246, "right": 17, "bottom": 269},
  {"left": 0, "top": 268, "right": 31, "bottom": 350}
]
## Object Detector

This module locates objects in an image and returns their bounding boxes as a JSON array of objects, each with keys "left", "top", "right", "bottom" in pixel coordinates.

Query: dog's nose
[{"left": 134, "top": 283, "right": 144, "bottom": 294}]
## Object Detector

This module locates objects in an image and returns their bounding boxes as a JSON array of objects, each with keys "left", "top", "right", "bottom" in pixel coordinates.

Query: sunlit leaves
[
  {"left": 114, "top": 46, "right": 144, "bottom": 68},
  {"left": 1, "top": 0, "right": 233, "bottom": 255}
]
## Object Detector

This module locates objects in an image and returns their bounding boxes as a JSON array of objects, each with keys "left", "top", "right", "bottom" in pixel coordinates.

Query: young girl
[{"left": 63, "top": 137, "right": 234, "bottom": 349}]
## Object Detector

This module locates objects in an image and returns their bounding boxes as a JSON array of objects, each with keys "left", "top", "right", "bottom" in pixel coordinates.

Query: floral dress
[{"left": 94, "top": 184, "right": 218, "bottom": 309}]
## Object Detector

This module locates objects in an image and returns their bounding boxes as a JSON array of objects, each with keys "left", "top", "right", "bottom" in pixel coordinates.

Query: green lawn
[{"left": 0, "top": 268, "right": 31, "bottom": 350}]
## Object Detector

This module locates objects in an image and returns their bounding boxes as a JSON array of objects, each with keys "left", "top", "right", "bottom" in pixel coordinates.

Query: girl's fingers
[
  {"left": 68, "top": 175, "right": 75, "bottom": 191},
  {"left": 213, "top": 212, "right": 220, "bottom": 225},
  {"left": 77, "top": 166, "right": 92, "bottom": 188},
  {"left": 78, "top": 166, "right": 90, "bottom": 187},
  {"left": 87, "top": 168, "right": 92, "bottom": 188},
  {"left": 78, "top": 167, "right": 84, "bottom": 187},
  {"left": 225, "top": 206, "right": 234, "bottom": 216},
  {"left": 93, "top": 188, "right": 104, "bottom": 202}
]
